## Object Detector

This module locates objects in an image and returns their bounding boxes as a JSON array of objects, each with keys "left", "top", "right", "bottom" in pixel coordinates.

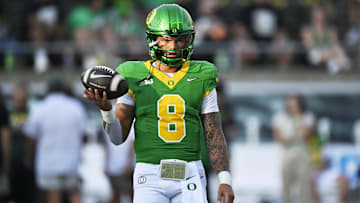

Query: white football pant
[{"left": 133, "top": 160, "right": 208, "bottom": 203}]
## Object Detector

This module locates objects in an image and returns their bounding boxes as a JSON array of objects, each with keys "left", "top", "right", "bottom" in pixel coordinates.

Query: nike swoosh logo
[
  {"left": 187, "top": 78, "right": 198, "bottom": 82},
  {"left": 90, "top": 72, "right": 112, "bottom": 79},
  {"left": 186, "top": 175, "right": 205, "bottom": 180},
  {"left": 186, "top": 175, "right": 196, "bottom": 180}
]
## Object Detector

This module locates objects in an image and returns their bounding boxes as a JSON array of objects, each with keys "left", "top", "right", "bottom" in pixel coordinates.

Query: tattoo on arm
[
  {"left": 117, "top": 105, "right": 135, "bottom": 141},
  {"left": 201, "top": 112, "right": 229, "bottom": 173}
]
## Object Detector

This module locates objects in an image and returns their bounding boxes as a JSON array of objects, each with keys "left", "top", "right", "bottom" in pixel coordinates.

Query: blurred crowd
[
  {"left": 1, "top": 80, "right": 360, "bottom": 203},
  {"left": 0, "top": 0, "right": 359, "bottom": 74},
  {"left": 0, "top": 79, "right": 135, "bottom": 203}
]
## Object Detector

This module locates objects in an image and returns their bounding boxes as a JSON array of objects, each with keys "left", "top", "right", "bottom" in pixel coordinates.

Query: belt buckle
[{"left": 160, "top": 159, "right": 187, "bottom": 180}]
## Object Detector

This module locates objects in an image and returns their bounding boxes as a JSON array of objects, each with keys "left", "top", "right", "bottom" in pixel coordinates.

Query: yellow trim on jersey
[
  {"left": 144, "top": 60, "right": 190, "bottom": 89},
  {"left": 128, "top": 89, "right": 135, "bottom": 100},
  {"left": 203, "top": 88, "right": 214, "bottom": 98}
]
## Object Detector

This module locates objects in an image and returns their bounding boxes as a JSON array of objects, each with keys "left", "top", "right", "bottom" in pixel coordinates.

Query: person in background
[
  {"left": 27, "top": 0, "right": 65, "bottom": 73},
  {"left": 67, "top": 0, "right": 103, "bottom": 70},
  {"left": 301, "top": 6, "right": 351, "bottom": 75},
  {"left": 268, "top": 29, "right": 294, "bottom": 70},
  {"left": 194, "top": 19, "right": 230, "bottom": 72},
  {"left": 345, "top": 0, "right": 360, "bottom": 68},
  {"left": 238, "top": 0, "right": 291, "bottom": 66},
  {"left": 8, "top": 82, "right": 37, "bottom": 203},
  {"left": 105, "top": 127, "right": 135, "bottom": 203},
  {"left": 347, "top": 165, "right": 360, "bottom": 202},
  {"left": 0, "top": 86, "right": 10, "bottom": 203},
  {"left": 231, "top": 22, "right": 259, "bottom": 69},
  {"left": 90, "top": 0, "right": 144, "bottom": 67},
  {"left": 193, "top": 0, "right": 219, "bottom": 46},
  {"left": 312, "top": 154, "right": 349, "bottom": 203},
  {"left": 23, "top": 77, "right": 87, "bottom": 203},
  {"left": 272, "top": 94, "right": 315, "bottom": 203}
]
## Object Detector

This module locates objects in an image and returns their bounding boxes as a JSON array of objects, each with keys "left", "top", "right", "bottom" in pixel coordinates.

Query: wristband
[
  {"left": 218, "top": 171, "right": 232, "bottom": 186},
  {"left": 100, "top": 109, "right": 116, "bottom": 123}
]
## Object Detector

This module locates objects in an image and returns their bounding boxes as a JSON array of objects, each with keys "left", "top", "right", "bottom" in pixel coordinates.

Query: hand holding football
[{"left": 81, "top": 66, "right": 128, "bottom": 99}]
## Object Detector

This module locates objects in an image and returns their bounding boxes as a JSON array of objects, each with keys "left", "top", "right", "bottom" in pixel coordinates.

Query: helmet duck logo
[{"left": 146, "top": 9, "right": 157, "bottom": 25}]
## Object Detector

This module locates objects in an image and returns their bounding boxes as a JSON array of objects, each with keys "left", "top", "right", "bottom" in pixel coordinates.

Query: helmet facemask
[{"left": 146, "top": 32, "right": 195, "bottom": 67}]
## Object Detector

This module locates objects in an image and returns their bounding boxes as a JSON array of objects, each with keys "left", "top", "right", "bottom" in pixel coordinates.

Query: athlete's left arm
[{"left": 201, "top": 112, "right": 234, "bottom": 203}]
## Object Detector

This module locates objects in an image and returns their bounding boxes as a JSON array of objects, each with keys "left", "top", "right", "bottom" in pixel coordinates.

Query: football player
[{"left": 84, "top": 4, "right": 234, "bottom": 203}]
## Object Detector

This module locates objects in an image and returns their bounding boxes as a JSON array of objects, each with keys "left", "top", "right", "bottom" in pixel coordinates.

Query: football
[{"left": 81, "top": 66, "right": 128, "bottom": 99}]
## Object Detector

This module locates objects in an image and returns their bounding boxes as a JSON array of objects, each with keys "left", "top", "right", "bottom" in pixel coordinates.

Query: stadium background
[{"left": 0, "top": 0, "right": 360, "bottom": 203}]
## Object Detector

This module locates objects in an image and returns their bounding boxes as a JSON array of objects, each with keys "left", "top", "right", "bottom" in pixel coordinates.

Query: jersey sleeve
[
  {"left": 117, "top": 92, "right": 135, "bottom": 106},
  {"left": 116, "top": 61, "right": 146, "bottom": 77},
  {"left": 116, "top": 62, "right": 131, "bottom": 76},
  {"left": 201, "top": 61, "right": 218, "bottom": 97},
  {"left": 116, "top": 61, "right": 149, "bottom": 103},
  {"left": 201, "top": 89, "right": 219, "bottom": 114},
  {"left": 116, "top": 63, "right": 123, "bottom": 74}
]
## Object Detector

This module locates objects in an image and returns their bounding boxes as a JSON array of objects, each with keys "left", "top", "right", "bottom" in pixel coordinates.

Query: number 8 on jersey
[{"left": 157, "top": 95, "right": 186, "bottom": 143}]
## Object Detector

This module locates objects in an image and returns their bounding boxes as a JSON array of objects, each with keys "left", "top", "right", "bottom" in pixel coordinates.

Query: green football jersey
[{"left": 117, "top": 60, "right": 218, "bottom": 164}]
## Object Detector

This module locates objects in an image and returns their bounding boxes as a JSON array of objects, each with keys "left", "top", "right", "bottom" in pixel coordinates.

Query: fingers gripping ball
[{"left": 81, "top": 66, "right": 128, "bottom": 99}]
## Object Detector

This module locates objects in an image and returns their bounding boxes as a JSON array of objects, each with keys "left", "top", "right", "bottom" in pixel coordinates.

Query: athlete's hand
[
  {"left": 83, "top": 88, "right": 112, "bottom": 111},
  {"left": 218, "top": 184, "right": 234, "bottom": 203}
]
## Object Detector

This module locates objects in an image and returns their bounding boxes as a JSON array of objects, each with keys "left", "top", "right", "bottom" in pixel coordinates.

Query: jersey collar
[{"left": 144, "top": 60, "right": 190, "bottom": 89}]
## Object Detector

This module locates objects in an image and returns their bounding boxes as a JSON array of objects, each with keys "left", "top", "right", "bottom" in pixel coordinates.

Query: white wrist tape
[
  {"left": 218, "top": 171, "right": 232, "bottom": 186},
  {"left": 101, "top": 109, "right": 116, "bottom": 123}
]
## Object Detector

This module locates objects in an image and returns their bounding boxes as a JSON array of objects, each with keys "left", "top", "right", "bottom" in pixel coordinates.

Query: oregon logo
[
  {"left": 146, "top": 9, "right": 157, "bottom": 25},
  {"left": 168, "top": 80, "right": 175, "bottom": 86},
  {"left": 187, "top": 183, "right": 197, "bottom": 191},
  {"left": 138, "top": 176, "right": 147, "bottom": 184}
]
